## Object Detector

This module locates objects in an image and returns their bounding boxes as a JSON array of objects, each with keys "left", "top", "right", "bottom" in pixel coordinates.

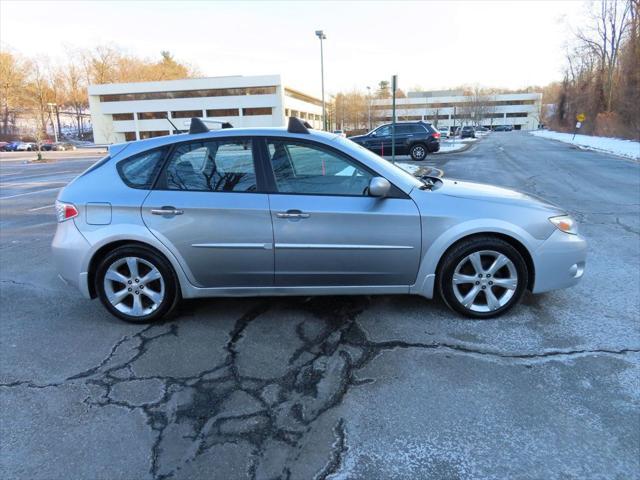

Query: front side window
[
  {"left": 375, "top": 125, "right": 391, "bottom": 136},
  {"left": 117, "top": 149, "right": 166, "bottom": 189},
  {"left": 267, "top": 140, "right": 373, "bottom": 196},
  {"left": 163, "top": 139, "right": 256, "bottom": 192}
]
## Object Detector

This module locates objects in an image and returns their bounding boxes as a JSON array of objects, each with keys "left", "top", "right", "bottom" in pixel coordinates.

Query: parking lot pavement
[{"left": 1, "top": 133, "right": 638, "bottom": 479}]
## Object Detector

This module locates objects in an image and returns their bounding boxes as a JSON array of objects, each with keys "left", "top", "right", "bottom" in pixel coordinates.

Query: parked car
[
  {"left": 460, "top": 126, "right": 476, "bottom": 139},
  {"left": 56, "top": 142, "right": 77, "bottom": 151},
  {"left": 332, "top": 130, "right": 347, "bottom": 138},
  {"left": 475, "top": 126, "right": 489, "bottom": 134},
  {"left": 4, "top": 141, "right": 22, "bottom": 151},
  {"left": 349, "top": 121, "right": 440, "bottom": 160},
  {"left": 438, "top": 127, "right": 450, "bottom": 139},
  {"left": 15, "top": 142, "right": 36, "bottom": 151},
  {"left": 0, "top": 142, "right": 8, "bottom": 151},
  {"left": 449, "top": 126, "right": 461, "bottom": 137},
  {"left": 52, "top": 117, "right": 586, "bottom": 323},
  {"left": 494, "top": 125, "right": 513, "bottom": 132}
]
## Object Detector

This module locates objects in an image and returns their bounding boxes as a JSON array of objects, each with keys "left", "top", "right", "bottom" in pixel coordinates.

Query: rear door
[
  {"left": 263, "top": 138, "right": 422, "bottom": 287},
  {"left": 142, "top": 137, "right": 274, "bottom": 288}
]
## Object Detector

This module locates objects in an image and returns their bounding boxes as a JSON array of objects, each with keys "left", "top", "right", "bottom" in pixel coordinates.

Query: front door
[
  {"left": 264, "top": 138, "right": 421, "bottom": 287},
  {"left": 142, "top": 138, "right": 274, "bottom": 288}
]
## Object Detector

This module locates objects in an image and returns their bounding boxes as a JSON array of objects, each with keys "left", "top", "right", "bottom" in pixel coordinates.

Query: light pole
[
  {"left": 315, "top": 30, "right": 327, "bottom": 130},
  {"left": 47, "top": 103, "right": 58, "bottom": 143},
  {"left": 366, "top": 86, "right": 372, "bottom": 131}
]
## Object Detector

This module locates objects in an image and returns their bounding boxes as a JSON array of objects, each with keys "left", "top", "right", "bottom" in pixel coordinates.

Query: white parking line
[
  {"left": 0, "top": 187, "right": 61, "bottom": 200},
  {"left": 0, "top": 170, "right": 76, "bottom": 181},
  {"left": 28, "top": 204, "right": 55, "bottom": 212}
]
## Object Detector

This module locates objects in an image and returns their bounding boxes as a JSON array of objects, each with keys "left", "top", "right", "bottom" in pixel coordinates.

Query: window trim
[
  {"left": 256, "top": 137, "right": 409, "bottom": 199},
  {"left": 153, "top": 137, "right": 263, "bottom": 194}
]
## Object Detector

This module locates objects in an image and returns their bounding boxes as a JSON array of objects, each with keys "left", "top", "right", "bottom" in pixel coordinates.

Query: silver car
[{"left": 52, "top": 118, "right": 587, "bottom": 323}]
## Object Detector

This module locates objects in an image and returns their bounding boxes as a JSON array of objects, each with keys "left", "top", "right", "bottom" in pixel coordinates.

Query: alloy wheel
[
  {"left": 103, "top": 256, "right": 165, "bottom": 317},
  {"left": 452, "top": 250, "right": 518, "bottom": 313}
]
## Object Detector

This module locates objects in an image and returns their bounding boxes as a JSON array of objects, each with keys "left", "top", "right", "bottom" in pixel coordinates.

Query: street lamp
[
  {"left": 315, "top": 30, "right": 327, "bottom": 130},
  {"left": 47, "top": 102, "right": 58, "bottom": 143},
  {"left": 366, "top": 86, "right": 371, "bottom": 130}
]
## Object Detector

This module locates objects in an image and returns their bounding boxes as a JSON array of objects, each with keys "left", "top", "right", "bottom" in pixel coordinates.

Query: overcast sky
[{"left": 1, "top": 0, "right": 587, "bottom": 96}]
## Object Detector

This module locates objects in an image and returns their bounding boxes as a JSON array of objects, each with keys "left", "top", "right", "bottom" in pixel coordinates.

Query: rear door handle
[
  {"left": 151, "top": 206, "right": 184, "bottom": 216},
  {"left": 276, "top": 210, "right": 310, "bottom": 219}
]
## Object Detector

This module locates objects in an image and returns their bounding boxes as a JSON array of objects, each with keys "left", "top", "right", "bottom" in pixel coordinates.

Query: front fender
[{"left": 410, "top": 218, "right": 543, "bottom": 298}]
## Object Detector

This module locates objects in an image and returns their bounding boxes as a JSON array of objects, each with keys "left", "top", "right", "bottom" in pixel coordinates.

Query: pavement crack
[{"left": 314, "top": 418, "right": 347, "bottom": 480}]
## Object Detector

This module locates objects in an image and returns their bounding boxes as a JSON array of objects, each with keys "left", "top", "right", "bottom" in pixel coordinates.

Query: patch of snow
[
  {"left": 438, "top": 138, "right": 477, "bottom": 153},
  {"left": 530, "top": 130, "right": 639, "bottom": 160}
]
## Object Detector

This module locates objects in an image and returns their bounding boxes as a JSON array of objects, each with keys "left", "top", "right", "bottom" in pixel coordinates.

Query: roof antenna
[{"left": 166, "top": 117, "right": 181, "bottom": 133}]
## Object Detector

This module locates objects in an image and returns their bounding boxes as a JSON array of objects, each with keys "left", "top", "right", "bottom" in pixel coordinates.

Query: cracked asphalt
[{"left": 1, "top": 132, "right": 639, "bottom": 479}]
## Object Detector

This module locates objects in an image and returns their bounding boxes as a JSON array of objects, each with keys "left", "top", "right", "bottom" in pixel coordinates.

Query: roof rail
[
  {"left": 287, "top": 117, "right": 312, "bottom": 134},
  {"left": 188, "top": 118, "right": 234, "bottom": 134}
]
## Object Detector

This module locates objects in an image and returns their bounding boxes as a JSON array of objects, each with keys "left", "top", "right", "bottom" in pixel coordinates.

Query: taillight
[
  {"left": 55, "top": 201, "right": 79, "bottom": 222},
  {"left": 432, "top": 132, "right": 441, "bottom": 140}
]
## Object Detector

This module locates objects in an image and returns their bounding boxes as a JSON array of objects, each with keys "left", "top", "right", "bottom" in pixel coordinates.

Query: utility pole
[
  {"left": 47, "top": 103, "right": 58, "bottom": 143},
  {"left": 366, "top": 86, "right": 372, "bottom": 131},
  {"left": 391, "top": 75, "right": 397, "bottom": 164},
  {"left": 315, "top": 30, "right": 327, "bottom": 130}
]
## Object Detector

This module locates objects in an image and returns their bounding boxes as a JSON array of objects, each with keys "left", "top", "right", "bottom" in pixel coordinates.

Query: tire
[
  {"left": 438, "top": 236, "right": 528, "bottom": 319},
  {"left": 409, "top": 143, "right": 427, "bottom": 161},
  {"left": 95, "top": 245, "right": 180, "bottom": 323}
]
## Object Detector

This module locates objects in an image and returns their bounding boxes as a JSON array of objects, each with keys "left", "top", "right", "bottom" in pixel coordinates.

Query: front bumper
[
  {"left": 532, "top": 229, "right": 587, "bottom": 294},
  {"left": 51, "top": 219, "right": 92, "bottom": 298}
]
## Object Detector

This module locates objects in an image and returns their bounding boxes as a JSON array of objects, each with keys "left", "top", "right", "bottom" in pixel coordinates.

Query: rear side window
[
  {"left": 162, "top": 139, "right": 257, "bottom": 192},
  {"left": 117, "top": 149, "right": 165, "bottom": 189}
]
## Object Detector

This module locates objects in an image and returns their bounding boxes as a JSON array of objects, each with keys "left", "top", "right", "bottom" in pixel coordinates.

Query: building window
[
  {"left": 300, "top": 112, "right": 307, "bottom": 119},
  {"left": 138, "top": 112, "right": 167, "bottom": 120},
  {"left": 124, "top": 132, "right": 137, "bottom": 141},
  {"left": 290, "top": 109, "right": 299, "bottom": 117},
  {"left": 113, "top": 113, "right": 134, "bottom": 121},
  {"left": 139, "top": 131, "right": 170, "bottom": 139},
  {"left": 99, "top": 86, "right": 277, "bottom": 102},
  {"left": 506, "top": 112, "right": 528, "bottom": 118},
  {"left": 243, "top": 107, "right": 273, "bottom": 116},
  {"left": 285, "top": 109, "right": 290, "bottom": 117},
  {"left": 171, "top": 110, "right": 203, "bottom": 119},
  {"left": 206, "top": 108, "right": 239, "bottom": 117}
]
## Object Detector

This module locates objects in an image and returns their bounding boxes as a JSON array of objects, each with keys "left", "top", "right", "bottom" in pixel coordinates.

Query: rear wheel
[
  {"left": 438, "top": 236, "right": 527, "bottom": 319},
  {"left": 95, "top": 245, "right": 180, "bottom": 323},
  {"left": 410, "top": 143, "right": 427, "bottom": 161}
]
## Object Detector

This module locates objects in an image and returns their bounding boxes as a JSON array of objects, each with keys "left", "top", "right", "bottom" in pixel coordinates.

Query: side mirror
[{"left": 369, "top": 177, "right": 391, "bottom": 197}]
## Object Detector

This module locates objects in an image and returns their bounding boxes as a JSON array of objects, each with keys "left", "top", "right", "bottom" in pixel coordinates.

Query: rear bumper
[
  {"left": 427, "top": 142, "right": 440, "bottom": 153},
  {"left": 51, "top": 219, "right": 92, "bottom": 298},
  {"left": 532, "top": 230, "right": 587, "bottom": 294}
]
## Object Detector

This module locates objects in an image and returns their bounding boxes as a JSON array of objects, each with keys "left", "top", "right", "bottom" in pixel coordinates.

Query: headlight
[{"left": 549, "top": 215, "right": 578, "bottom": 235}]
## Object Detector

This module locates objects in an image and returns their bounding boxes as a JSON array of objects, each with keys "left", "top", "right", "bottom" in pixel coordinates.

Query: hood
[
  {"left": 438, "top": 178, "right": 564, "bottom": 213},
  {"left": 348, "top": 134, "right": 369, "bottom": 143}
]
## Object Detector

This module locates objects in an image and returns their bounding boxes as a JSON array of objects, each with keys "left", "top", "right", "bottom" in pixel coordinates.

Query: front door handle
[
  {"left": 276, "top": 210, "right": 310, "bottom": 219},
  {"left": 151, "top": 206, "right": 184, "bottom": 216}
]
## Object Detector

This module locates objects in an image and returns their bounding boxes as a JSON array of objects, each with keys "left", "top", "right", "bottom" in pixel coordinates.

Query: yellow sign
[{"left": 576, "top": 113, "right": 586, "bottom": 122}]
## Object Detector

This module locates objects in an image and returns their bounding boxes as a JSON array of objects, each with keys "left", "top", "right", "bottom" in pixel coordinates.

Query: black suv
[
  {"left": 460, "top": 125, "right": 476, "bottom": 139},
  {"left": 349, "top": 121, "right": 440, "bottom": 160}
]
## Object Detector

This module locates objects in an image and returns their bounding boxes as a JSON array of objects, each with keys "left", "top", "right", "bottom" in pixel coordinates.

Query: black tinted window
[
  {"left": 268, "top": 141, "right": 372, "bottom": 196},
  {"left": 411, "top": 124, "right": 427, "bottom": 133},
  {"left": 395, "top": 125, "right": 413, "bottom": 134},
  {"left": 376, "top": 125, "right": 391, "bottom": 136},
  {"left": 117, "top": 150, "right": 165, "bottom": 189},
  {"left": 164, "top": 139, "right": 256, "bottom": 192}
]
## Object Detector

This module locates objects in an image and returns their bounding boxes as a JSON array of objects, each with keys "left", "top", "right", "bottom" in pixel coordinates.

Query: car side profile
[
  {"left": 52, "top": 117, "right": 587, "bottom": 323},
  {"left": 349, "top": 121, "right": 440, "bottom": 160}
]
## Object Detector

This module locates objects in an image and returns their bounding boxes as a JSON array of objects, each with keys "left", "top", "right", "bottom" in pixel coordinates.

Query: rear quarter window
[{"left": 117, "top": 148, "right": 166, "bottom": 189}]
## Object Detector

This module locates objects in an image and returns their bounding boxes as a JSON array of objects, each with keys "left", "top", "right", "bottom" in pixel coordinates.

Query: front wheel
[
  {"left": 410, "top": 143, "right": 427, "bottom": 161},
  {"left": 438, "top": 236, "right": 528, "bottom": 319},
  {"left": 95, "top": 245, "right": 180, "bottom": 323}
]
